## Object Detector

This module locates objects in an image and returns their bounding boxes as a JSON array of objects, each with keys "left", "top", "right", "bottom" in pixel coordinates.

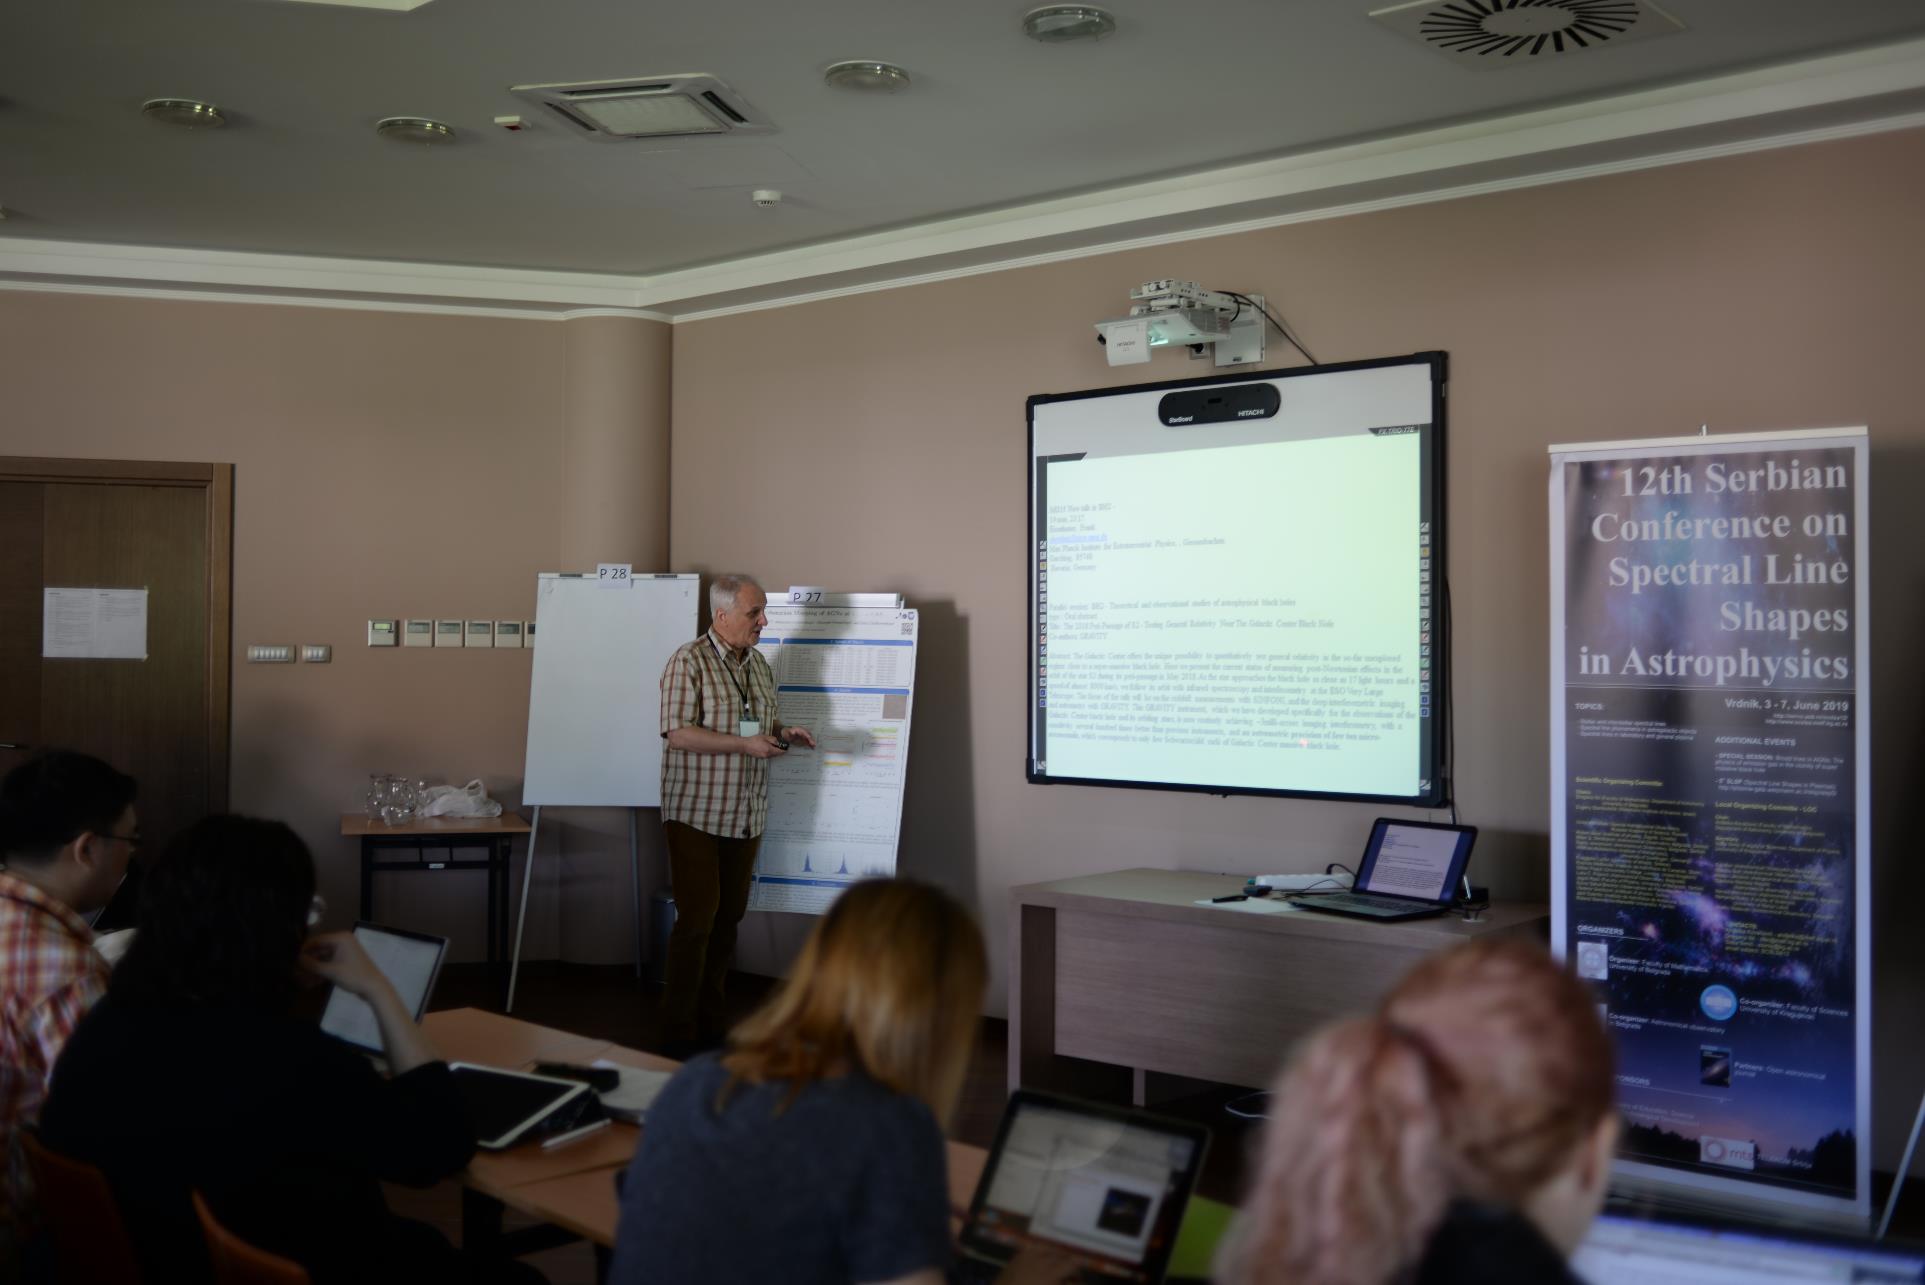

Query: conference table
[
  {"left": 423, "top": 1007, "right": 1232, "bottom": 1281},
  {"left": 424, "top": 1009, "right": 1009, "bottom": 1274}
]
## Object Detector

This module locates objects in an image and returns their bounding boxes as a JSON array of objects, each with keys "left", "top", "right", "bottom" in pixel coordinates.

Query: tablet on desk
[
  {"left": 449, "top": 1063, "right": 599, "bottom": 1150},
  {"left": 318, "top": 921, "right": 449, "bottom": 1055}
]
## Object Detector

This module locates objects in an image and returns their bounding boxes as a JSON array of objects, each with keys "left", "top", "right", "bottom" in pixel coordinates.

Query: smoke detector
[
  {"left": 509, "top": 73, "right": 772, "bottom": 140},
  {"left": 1370, "top": 0, "right": 1684, "bottom": 68}
]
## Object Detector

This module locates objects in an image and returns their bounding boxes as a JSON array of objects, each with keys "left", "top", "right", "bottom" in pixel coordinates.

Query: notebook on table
[
  {"left": 1287, "top": 818, "right": 1476, "bottom": 922},
  {"left": 956, "top": 1090, "right": 1209, "bottom": 1284}
]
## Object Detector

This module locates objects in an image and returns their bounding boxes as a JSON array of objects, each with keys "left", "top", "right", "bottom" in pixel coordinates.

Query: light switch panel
[
  {"left": 248, "top": 645, "right": 295, "bottom": 663},
  {"left": 301, "top": 645, "right": 332, "bottom": 663}
]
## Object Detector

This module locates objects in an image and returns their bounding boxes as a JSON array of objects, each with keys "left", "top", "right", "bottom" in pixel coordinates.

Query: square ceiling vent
[
  {"left": 509, "top": 73, "right": 773, "bottom": 140},
  {"left": 1370, "top": 0, "right": 1684, "bottom": 68}
]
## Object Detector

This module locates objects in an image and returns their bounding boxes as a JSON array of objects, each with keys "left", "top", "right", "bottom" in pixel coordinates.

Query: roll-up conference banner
[{"left": 1550, "top": 428, "right": 1870, "bottom": 1225}]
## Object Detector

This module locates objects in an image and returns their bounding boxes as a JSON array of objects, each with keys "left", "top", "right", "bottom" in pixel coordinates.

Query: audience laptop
[
  {"left": 318, "top": 922, "right": 449, "bottom": 1055},
  {"left": 1287, "top": 818, "right": 1476, "bottom": 922},
  {"left": 955, "top": 1090, "right": 1209, "bottom": 1284},
  {"left": 1577, "top": 1208, "right": 1925, "bottom": 1283}
]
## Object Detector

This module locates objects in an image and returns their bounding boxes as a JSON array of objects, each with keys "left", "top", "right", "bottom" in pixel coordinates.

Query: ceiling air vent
[
  {"left": 508, "top": 73, "right": 773, "bottom": 140},
  {"left": 1370, "top": 0, "right": 1684, "bottom": 68}
]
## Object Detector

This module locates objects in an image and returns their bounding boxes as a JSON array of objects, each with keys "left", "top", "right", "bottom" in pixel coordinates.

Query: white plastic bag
[{"left": 417, "top": 779, "right": 503, "bottom": 819}]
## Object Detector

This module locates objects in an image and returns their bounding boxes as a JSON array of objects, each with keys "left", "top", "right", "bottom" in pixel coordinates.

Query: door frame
[{"left": 0, "top": 456, "right": 234, "bottom": 810}]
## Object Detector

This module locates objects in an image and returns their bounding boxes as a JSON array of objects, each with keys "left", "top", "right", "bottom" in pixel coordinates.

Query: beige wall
[
  {"left": 672, "top": 126, "right": 1925, "bottom": 1166},
  {"left": 0, "top": 294, "right": 672, "bottom": 966},
  {"left": 2, "top": 123, "right": 1919, "bottom": 1166}
]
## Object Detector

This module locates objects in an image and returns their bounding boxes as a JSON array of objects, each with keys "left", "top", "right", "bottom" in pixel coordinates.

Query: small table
[
  {"left": 1010, "top": 868, "right": 1551, "bottom": 1102},
  {"left": 342, "top": 814, "right": 532, "bottom": 965}
]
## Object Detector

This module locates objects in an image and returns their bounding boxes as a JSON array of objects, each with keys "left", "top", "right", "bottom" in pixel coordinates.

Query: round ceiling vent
[{"left": 1370, "top": 0, "right": 1684, "bottom": 66}]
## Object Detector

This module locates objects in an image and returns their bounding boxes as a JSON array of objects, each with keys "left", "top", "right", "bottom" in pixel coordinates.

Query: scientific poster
[
  {"left": 1550, "top": 429, "right": 1870, "bottom": 1222},
  {"left": 747, "top": 605, "right": 918, "bottom": 915}
]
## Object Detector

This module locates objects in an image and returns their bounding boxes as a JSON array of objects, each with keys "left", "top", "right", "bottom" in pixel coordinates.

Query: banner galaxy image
[{"left": 1550, "top": 431, "right": 1870, "bottom": 1219}]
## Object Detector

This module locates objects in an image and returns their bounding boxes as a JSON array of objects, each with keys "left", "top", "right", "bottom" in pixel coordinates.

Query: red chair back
[
  {"left": 192, "top": 1191, "right": 311, "bottom": 1285},
  {"left": 17, "top": 1128, "right": 144, "bottom": 1285}
]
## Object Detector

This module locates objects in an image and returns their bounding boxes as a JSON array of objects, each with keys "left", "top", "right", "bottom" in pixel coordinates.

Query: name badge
[{"left": 738, "top": 719, "right": 761, "bottom": 738}]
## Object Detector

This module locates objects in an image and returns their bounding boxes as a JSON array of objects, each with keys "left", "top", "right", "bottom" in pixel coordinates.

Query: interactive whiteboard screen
[{"left": 1027, "top": 354, "right": 1447, "bottom": 806}]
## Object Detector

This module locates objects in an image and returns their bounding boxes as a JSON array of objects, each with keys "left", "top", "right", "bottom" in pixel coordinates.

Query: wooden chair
[
  {"left": 17, "top": 1128, "right": 143, "bottom": 1285},
  {"left": 192, "top": 1192, "right": 311, "bottom": 1285}
]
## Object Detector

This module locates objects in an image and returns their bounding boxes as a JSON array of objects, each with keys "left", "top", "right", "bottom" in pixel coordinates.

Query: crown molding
[
  {"left": 672, "top": 106, "right": 1925, "bottom": 323},
  {"left": 2, "top": 36, "right": 1922, "bottom": 322},
  {"left": 0, "top": 279, "right": 669, "bottom": 323}
]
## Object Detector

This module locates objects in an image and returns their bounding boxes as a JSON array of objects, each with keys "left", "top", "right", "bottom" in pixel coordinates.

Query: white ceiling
[{"left": 5, "top": 0, "right": 1925, "bottom": 290}]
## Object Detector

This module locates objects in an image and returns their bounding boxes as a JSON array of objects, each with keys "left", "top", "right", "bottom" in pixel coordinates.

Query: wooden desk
[
  {"left": 1010, "top": 869, "right": 1550, "bottom": 1100},
  {"left": 342, "top": 814, "right": 531, "bottom": 966},
  {"left": 423, "top": 1007, "right": 611, "bottom": 1070},
  {"left": 505, "top": 1136, "right": 1005, "bottom": 1252}
]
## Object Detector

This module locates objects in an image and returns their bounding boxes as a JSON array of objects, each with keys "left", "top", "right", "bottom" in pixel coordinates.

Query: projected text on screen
[{"left": 1028, "top": 356, "right": 1445, "bottom": 804}]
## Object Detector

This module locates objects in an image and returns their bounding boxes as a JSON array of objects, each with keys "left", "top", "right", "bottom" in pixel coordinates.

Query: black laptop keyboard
[{"left": 1334, "top": 893, "right": 1427, "bottom": 910}]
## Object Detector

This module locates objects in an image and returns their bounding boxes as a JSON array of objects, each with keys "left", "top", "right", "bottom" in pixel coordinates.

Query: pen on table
[
  {"left": 1211, "top": 894, "right": 1248, "bottom": 903},
  {"left": 541, "top": 1118, "right": 612, "bottom": 1151}
]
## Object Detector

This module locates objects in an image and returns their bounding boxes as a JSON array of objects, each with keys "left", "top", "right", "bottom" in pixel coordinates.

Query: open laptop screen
[
  {"left": 319, "top": 921, "right": 448, "bottom": 1054},
  {"left": 960, "top": 1092, "right": 1208, "bottom": 1283},
  {"left": 1576, "top": 1211, "right": 1925, "bottom": 1283},
  {"left": 1357, "top": 819, "right": 1475, "bottom": 902}
]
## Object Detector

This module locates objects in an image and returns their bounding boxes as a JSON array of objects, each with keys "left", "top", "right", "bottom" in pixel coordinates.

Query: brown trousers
[{"left": 660, "top": 820, "right": 761, "bottom": 1043}]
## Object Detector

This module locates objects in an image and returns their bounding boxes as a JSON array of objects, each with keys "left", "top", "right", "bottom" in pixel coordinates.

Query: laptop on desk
[
  {"left": 956, "top": 1090, "right": 1209, "bottom": 1284},
  {"left": 1287, "top": 818, "right": 1476, "bottom": 922},
  {"left": 318, "top": 921, "right": 449, "bottom": 1056}
]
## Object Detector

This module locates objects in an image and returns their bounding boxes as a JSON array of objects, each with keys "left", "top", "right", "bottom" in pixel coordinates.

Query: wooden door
[{"left": 0, "top": 458, "right": 232, "bottom": 855}]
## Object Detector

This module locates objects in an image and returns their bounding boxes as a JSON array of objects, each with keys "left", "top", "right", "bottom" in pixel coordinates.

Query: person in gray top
[{"left": 609, "top": 879, "right": 1076, "bottom": 1285}]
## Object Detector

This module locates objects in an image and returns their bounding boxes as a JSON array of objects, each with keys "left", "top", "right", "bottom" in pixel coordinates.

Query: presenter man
[{"left": 658, "top": 574, "right": 815, "bottom": 1054}]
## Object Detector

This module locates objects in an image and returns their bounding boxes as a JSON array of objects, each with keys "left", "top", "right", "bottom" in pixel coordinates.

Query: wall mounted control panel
[{"left": 367, "top": 620, "right": 398, "bottom": 647}]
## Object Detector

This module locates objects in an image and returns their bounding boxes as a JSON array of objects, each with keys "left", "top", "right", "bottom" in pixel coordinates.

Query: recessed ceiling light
[
  {"left": 1022, "top": 5, "right": 1117, "bottom": 42},
  {"left": 141, "top": 98, "right": 227, "bottom": 128},
  {"left": 375, "top": 116, "right": 455, "bottom": 144},
  {"left": 823, "top": 60, "right": 912, "bottom": 92}
]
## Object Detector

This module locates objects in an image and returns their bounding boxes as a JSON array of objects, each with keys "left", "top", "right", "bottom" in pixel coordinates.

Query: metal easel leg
[
  {"left": 506, "top": 805, "right": 542, "bottom": 1014},
  {"left": 629, "top": 808, "right": 642, "bottom": 980},
  {"left": 1877, "top": 1080, "right": 1925, "bottom": 1240}
]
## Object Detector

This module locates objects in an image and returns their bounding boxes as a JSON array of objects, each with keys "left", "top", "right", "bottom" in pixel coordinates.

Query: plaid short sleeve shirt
[
  {"left": 660, "top": 631, "right": 781, "bottom": 839},
  {"left": 0, "top": 870, "right": 110, "bottom": 1230}
]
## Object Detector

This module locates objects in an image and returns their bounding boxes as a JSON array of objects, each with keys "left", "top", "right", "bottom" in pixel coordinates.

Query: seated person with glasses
[
  {"left": 38, "top": 814, "right": 543, "bottom": 1285},
  {"left": 0, "top": 749, "right": 138, "bottom": 1269}
]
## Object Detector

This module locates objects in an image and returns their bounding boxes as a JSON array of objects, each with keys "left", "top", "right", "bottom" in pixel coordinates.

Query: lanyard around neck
[{"left": 711, "top": 636, "right": 754, "bottom": 719}]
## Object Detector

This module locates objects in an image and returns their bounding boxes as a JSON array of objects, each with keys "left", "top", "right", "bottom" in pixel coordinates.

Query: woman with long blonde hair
[
  {"left": 609, "top": 878, "right": 1075, "bottom": 1285},
  {"left": 1217, "top": 938, "right": 1618, "bottom": 1285}
]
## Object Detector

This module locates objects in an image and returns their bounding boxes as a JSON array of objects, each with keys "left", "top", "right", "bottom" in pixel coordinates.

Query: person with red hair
[{"left": 1217, "top": 938, "right": 1619, "bottom": 1285}]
